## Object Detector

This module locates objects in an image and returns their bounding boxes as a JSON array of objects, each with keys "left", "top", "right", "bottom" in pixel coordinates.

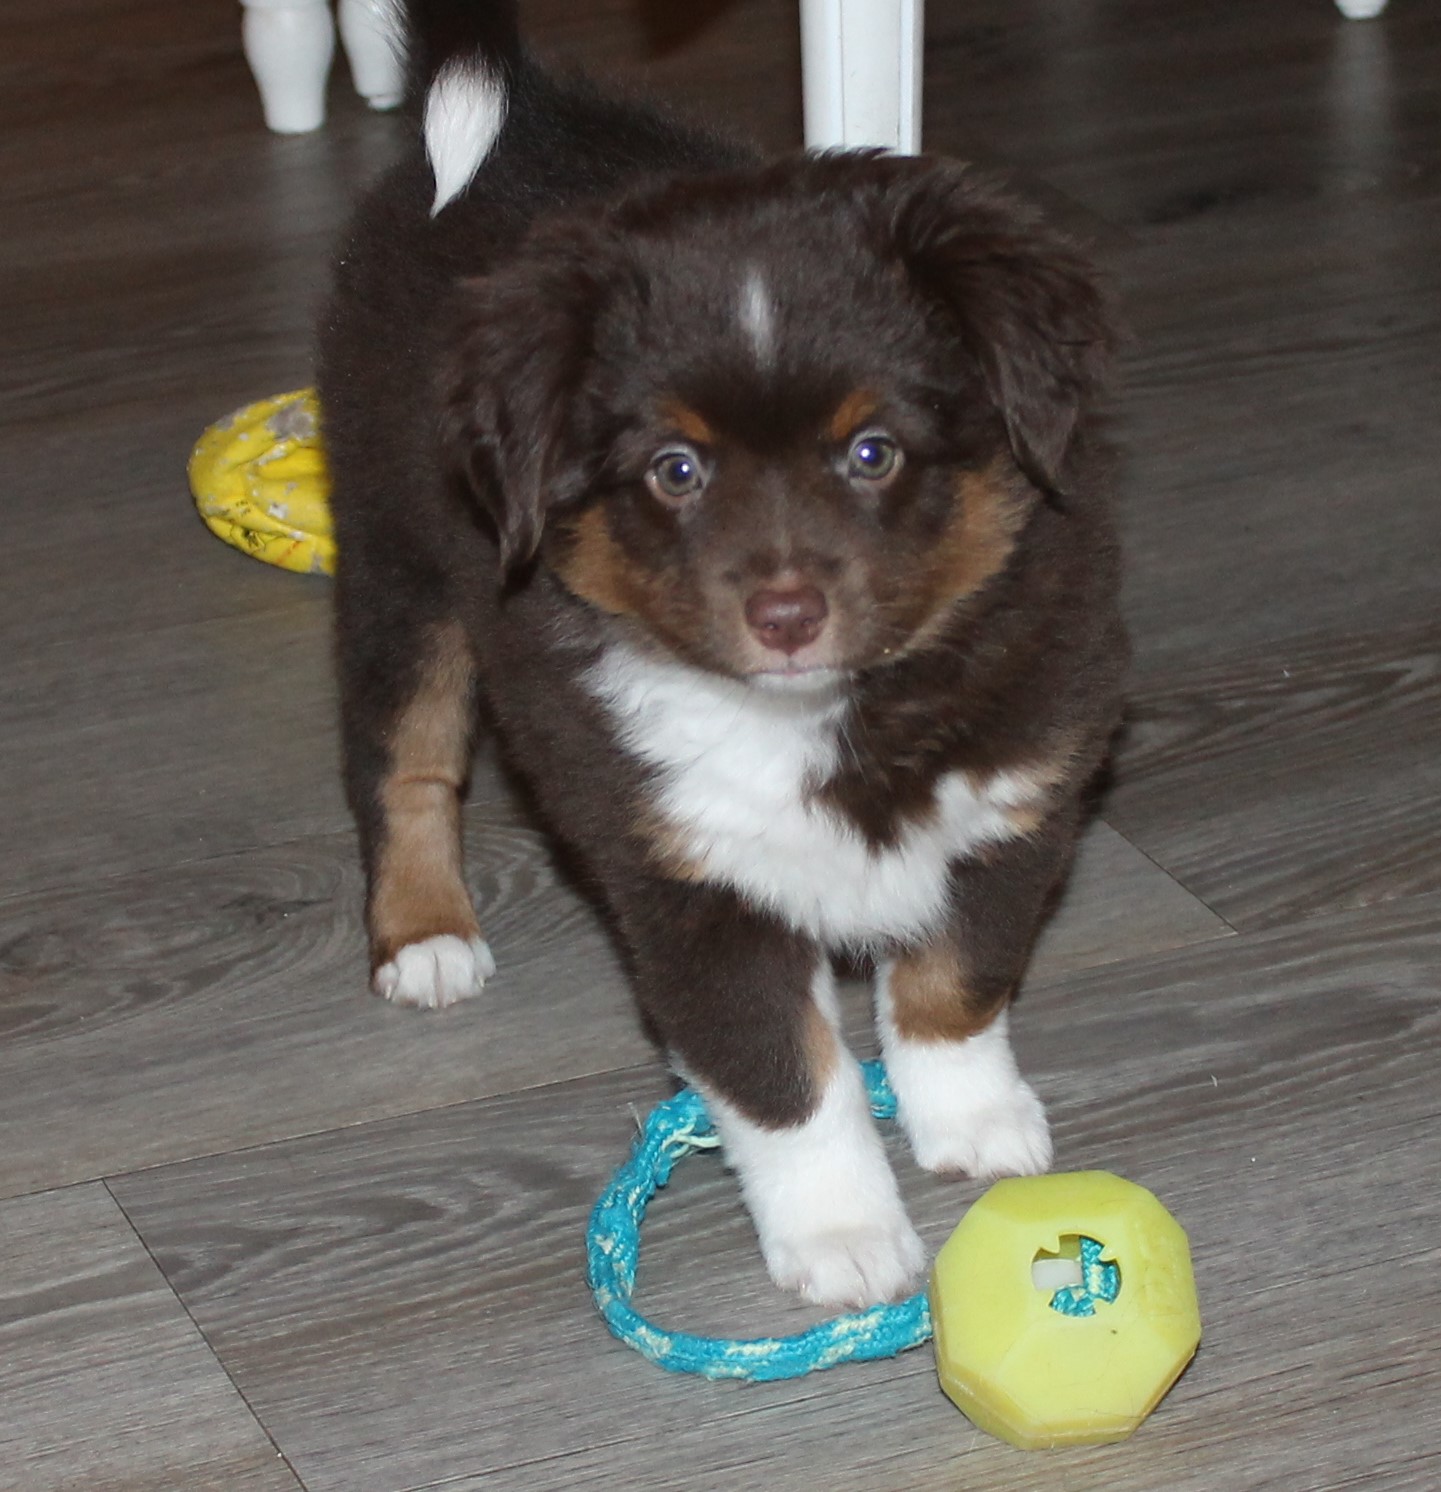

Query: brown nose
[{"left": 744, "top": 585, "right": 829, "bottom": 654}]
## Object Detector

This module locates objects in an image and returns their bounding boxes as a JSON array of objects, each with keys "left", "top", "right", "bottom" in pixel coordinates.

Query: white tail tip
[{"left": 424, "top": 59, "right": 508, "bottom": 216}]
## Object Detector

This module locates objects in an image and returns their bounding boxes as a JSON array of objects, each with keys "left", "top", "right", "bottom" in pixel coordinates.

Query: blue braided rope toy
[{"left": 586, "top": 1058, "right": 934, "bottom": 1380}]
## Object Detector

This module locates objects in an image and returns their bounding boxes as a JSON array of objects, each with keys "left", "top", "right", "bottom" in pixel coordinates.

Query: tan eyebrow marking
[
  {"left": 827, "top": 389, "right": 880, "bottom": 442},
  {"left": 656, "top": 399, "right": 717, "bottom": 446}
]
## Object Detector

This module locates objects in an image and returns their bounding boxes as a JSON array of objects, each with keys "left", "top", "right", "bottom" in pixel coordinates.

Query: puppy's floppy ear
[
  {"left": 440, "top": 244, "right": 612, "bottom": 572},
  {"left": 882, "top": 162, "right": 1115, "bottom": 495}
]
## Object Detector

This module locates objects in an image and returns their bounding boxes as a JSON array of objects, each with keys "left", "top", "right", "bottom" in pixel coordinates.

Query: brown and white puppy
[{"left": 318, "top": 0, "right": 1126, "bottom": 1308}]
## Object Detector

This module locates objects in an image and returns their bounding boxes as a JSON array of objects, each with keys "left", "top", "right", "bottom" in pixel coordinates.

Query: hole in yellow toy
[{"left": 1032, "top": 1235, "right": 1122, "bottom": 1316}]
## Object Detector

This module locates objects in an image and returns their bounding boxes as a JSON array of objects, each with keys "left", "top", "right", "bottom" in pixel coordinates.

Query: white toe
[{"left": 374, "top": 934, "right": 495, "bottom": 1010}]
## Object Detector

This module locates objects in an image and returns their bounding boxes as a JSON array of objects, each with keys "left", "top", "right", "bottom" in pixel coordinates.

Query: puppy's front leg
[
  {"left": 877, "top": 820, "right": 1077, "bottom": 1179},
  {"left": 617, "top": 879, "right": 923, "bottom": 1308},
  {"left": 339, "top": 614, "right": 493, "bottom": 1009}
]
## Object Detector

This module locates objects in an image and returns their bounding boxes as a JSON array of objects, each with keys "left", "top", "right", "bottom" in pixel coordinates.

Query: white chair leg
[
  {"left": 1336, "top": 0, "right": 1389, "bottom": 16},
  {"left": 241, "top": 0, "right": 336, "bottom": 134},
  {"left": 338, "top": 0, "right": 406, "bottom": 111},
  {"left": 799, "top": 0, "right": 925, "bottom": 154}
]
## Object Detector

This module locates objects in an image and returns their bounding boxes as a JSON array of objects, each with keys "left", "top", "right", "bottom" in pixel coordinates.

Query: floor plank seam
[
  {"left": 1097, "top": 818, "right": 1242, "bottom": 935},
  {"left": 101, "top": 1177, "right": 314, "bottom": 1492}
]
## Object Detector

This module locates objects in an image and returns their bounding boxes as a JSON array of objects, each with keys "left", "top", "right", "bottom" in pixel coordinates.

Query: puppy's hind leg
[{"left": 339, "top": 608, "right": 492, "bottom": 1009}]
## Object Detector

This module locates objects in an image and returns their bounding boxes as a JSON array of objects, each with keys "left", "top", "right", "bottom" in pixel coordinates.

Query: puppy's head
[{"left": 442, "top": 153, "right": 1113, "bottom": 685}]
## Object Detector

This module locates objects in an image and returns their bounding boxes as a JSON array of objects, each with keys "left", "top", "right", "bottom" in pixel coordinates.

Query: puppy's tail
[{"left": 404, "top": 1, "right": 522, "bottom": 216}]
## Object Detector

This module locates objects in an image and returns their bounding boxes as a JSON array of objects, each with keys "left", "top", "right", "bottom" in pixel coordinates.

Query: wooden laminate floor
[{"left": 2, "top": 2, "right": 1438, "bottom": 1488}]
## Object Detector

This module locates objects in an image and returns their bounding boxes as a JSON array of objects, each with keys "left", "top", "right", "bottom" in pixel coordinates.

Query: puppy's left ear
[
  {"left": 441, "top": 243, "right": 612, "bottom": 572},
  {"left": 884, "top": 164, "right": 1116, "bottom": 495}
]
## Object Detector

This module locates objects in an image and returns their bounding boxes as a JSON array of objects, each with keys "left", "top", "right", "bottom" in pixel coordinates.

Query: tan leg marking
[
  {"left": 802, "top": 997, "right": 841, "bottom": 1097},
  {"left": 887, "top": 937, "right": 1005, "bottom": 1045},
  {"left": 369, "top": 623, "right": 479, "bottom": 968}
]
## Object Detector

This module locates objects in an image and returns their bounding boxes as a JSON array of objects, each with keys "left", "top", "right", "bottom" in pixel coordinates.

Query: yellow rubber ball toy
[{"left": 929, "top": 1171, "right": 1201, "bottom": 1449}]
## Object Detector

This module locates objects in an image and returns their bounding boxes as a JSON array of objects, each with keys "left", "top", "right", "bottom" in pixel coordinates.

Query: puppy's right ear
[{"left": 440, "top": 248, "right": 611, "bottom": 572}]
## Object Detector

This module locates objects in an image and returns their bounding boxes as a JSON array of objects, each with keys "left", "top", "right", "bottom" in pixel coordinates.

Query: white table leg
[
  {"left": 338, "top": 0, "right": 406, "bottom": 111},
  {"left": 241, "top": 0, "right": 336, "bottom": 134},
  {"left": 799, "top": 0, "right": 925, "bottom": 154}
]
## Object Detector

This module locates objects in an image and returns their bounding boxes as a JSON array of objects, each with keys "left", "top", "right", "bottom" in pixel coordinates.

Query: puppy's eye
[
  {"left": 847, "top": 432, "right": 902, "bottom": 485},
  {"left": 645, "top": 447, "right": 707, "bottom": 505}
]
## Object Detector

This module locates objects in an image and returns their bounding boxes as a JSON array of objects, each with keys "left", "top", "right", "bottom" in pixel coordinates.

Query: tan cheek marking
[
  {"left": 942, "top": 463, "right": 1032, "bottom": 599},
  {"left": 827, "top": 389, "right": 880, "bottom": 442},
  {"left": 552, "top": 505, "right": 655, "bottom": 619},
  {"left": 888, "top": 938, "right": 1004, "bottom": 1044},
  {"left": 903, "top": 461, "right": 1034, "bottom": 648},
  {"left": 657, "top": 399, "right": 716, "bottom": 446},
  {"left": 370, "top": 623, "right": 480, "bottom": 966},
  {"left": 553, "top": 508, "right": 714, "bottom": 666}
]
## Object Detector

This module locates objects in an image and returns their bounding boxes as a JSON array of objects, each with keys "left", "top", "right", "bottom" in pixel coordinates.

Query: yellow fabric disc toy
[{"left": 188, "top": 388, "right": 335, "bottom": 576}]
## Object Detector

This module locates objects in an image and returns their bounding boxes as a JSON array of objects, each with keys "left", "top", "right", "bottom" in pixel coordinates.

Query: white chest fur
[{"left": 587, "top": 646, "right": 1036, "bottom": 949}]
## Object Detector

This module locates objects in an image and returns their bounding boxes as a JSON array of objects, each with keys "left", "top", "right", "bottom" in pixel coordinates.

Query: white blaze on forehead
[
  {"left": 425, "top": 60, "right": 508, "bottom": 216},
  {"left": 738, "top": 266, "right": 778, "bottom": 366}
]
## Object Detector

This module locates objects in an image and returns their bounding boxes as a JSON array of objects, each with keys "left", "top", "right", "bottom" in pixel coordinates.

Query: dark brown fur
[{"left": 318, "top": 26, "right": 1125, "bottom": 1132}]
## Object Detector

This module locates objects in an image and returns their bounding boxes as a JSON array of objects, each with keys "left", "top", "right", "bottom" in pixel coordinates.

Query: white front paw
[
  {"left": 882, "top": 1010, "right": 1053, "bottom": 1179},
  {"left": 904, "top": 1077, "right": 1052, "bottom": 1179},
  {"left": 765, "top": 1214, "right": 926, "bottom": 1308},
  {"left": 703, "top": 1053, "right": 927, "bottom": 1309},
  {"left": 373, "top": 934, "right": 496, "bottom": 1010}
]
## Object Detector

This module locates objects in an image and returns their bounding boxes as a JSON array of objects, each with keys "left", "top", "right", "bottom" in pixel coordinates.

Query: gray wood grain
[
  {"left": 1107, "top": 625, "right": 1441, "bottom": 929},
  {"left": 0, "top": 411, "right": 330, "bottom": 650},
  {"left": 109, "top": 896, "right": 1441, "bottom": 1492},
  {"left": 1111, "top": 191, "right": 1441, "bottom": 678},
  {"left": 0, "top": 809, "right": 650, "bottom": 1199},
  {"left": 0, "top": 1185, "right": 301, "bottom": 1492},
  {"left": 0, "top": 601, "right": 342, "bottom": 891}
]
